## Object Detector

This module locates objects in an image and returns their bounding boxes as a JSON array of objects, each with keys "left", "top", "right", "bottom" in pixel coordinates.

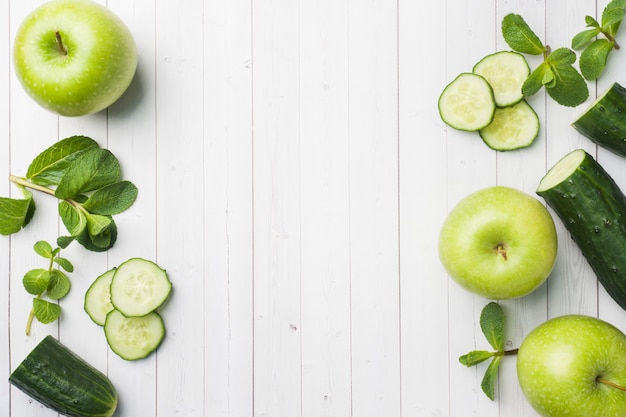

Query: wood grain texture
[{"left": 2, "top": 0, "right": 625, "bottom": 416}]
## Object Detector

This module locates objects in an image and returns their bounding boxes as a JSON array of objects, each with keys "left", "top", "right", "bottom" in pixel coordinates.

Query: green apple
[
  {"left": 13, "top": 0, "right": 137, "bottom": 117},
  {"left": 438, "top": 186, "right": 557, "bottom": 299},
  {"left": 517, "top": 315, "right": 626, "bottom": 417}
]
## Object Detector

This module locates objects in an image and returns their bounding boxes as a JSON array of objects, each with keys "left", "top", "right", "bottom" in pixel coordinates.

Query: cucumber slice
[
  {"left": 104, "top": 310, "right": 165, "bottom": 360},
  {"left": 84, "top": 267, "right": 116, "bottom": 326},
  {"left": 438, "top": 72, "right": 496, "bottom": 131},
  {"left": 473, "top": 51, "right": 529, "bottom": 107},
  {"left": 110, "top": 257, "right": 172, "bottom": 317},
  {"left": 479, "top": 100, "right": 539, "bottom": 151}
]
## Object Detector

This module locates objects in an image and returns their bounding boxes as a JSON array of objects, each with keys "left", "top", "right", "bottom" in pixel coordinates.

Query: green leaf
[
  {"left": 522, "top": 63, "right": 551, "bottom": 96},
  {"left": 546, "top": 60, "right": 589, "bottom": 107},
  {"left": 480, "top": 302, "right": 505, "bottom": 351},
  {"left": 82, "top": 181, "right": 138, "bottom": 215},
  {"left": 579, "top": 39, "right": 614, "bottom": 80},
  {"left": 0, "top": 190, "right": 34, "bottom": 235},
  {"left": 585, "top": 15, "right": 600, "bottom": 28},
  {"left": 459, "top": 350, "right": 494, "bottom": 367},
  {"left": 58, "top": 201, "right": 87, "bottom": 237},
  {"left": 602, "top": 5, "right": 625, "bottom": 33},
  {"left": 572, "top": 28, "right": 601, "bottom": 49},
  {"left": 33, "top": 240, "right": 53, "bottom": 259},
  {"left": 85, "top": 213, "right": 113, "bottom": 236},
  {"left": 23, "top": 269, "right": 51, "bottom": 295},
  {"left": 548, "top": 47, "right": 577, "bottom": 65},
  {"left": 55, "top": 148, "right": 121, "bottom": 200},
  {"left": 26, "top": 136, "right": 100, "bottom": 186},
  {"left": 501, "top": 13, "right": 546, "bottom": 55},
  {"left": 53, "top": 257, "right": 74, "bottom": 273},
  {"left": 57, "top": 235, "right": 76, "bottom": 249},
  {"left": 46, "top": 270, "right": 71, "bottom": 300},
  {"left": 481, "top": 356, "right": 502, "bottom": 401},
  {"left": 33, "top": 298, "right": 61, "bottom": 324},
  {"left": 76, "top": 219, "right": 117, "bottom": 252}
]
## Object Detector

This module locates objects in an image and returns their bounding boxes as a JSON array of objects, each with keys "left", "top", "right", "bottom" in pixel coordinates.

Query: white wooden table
[{"left": 2, "top": 0, "right": 625, "bottom": 416}]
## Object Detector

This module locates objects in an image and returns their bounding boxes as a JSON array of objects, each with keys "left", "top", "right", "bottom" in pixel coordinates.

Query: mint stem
[
  {"left": 8, "top": 175, "right": 82, "bottom": 209},
  {"left": 9, "top": 175, "right": 55, "bottom": 196},
  {"left": 25, "top": 295, "right": 41, "bottom": 336}
]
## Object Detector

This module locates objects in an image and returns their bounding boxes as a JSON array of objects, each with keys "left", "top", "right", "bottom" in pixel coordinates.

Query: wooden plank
[
  {"left": 151, "top": 0, "right": 206, "bottom": 415},
  {"left": 348, "top": 1, "right": 401, "bottom": 416},
  {"left": 299, "top": 1, "right": 352, "bottom": 416},
  {"left": 252, "top": 0, "right": 303, "bottom": 416},
  {"left": 398, "top": 0, "right": 450, "bottom": 414},
  {"left": 203, "top": 0, "right": 254, "bottom": 415}
]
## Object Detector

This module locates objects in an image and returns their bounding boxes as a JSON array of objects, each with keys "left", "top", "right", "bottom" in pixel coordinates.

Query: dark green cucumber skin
[
  {"left": 9, "top": 336, "right": 118, "bottom": 417},
  {"left": 573, "top": 82, "right": 626, "bottom": 157},
  {"left": 537, "top": 150, "right": 626, "bottom": 311}
]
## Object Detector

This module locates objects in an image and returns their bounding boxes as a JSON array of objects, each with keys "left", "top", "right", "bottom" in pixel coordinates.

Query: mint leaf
[
  {"left": 82, "top": 181, "right": 138, "bottom": 215},
  {"left": 46, "top": 270, "right": 71, "bottom": 300},
  {"left": 55, "top": 148, "right": 121, "bottom": 199},
  {"left": 579, "top": 39, "right": 614, "bottom": 80},
  {"left": 572, "top": 28, "right": 601, "bottom": 49},
  {"left": 459, "top": 350, "right": 494, "bottom": 367},
  {"left": 57, "top": 236, "right": 76, "bottom": 249},
  {"left": 85, "top": 213, "right": 113, "bottom": 236},
  {"left": 26, "top": 135, "right": 99, "bottom": 186},
  {"left": 480, "top": 302, "right": 505, "bottom": 351},
  {"left": 23, "top": 269, "right": 51, "bottom": 295},
  {"left": 549, "top": 47, "right": 577, "bottom": 65},
  {"left": 502, "top": 14, "right": 546, "bottom": 55},
  {"left": 522, "top": 63, "right": 552, "bottom": 96},
  {"left": 0, "top": 193, "right": 34, "bottom": 235},
  {"left": 33, "top": 298, "right": 61, "bottom": 324},
  {"left": 33, "top": 240, "right": 54, "bottom": 259},
  {"left": 53, "top": 257, "right": 74, "bottom": 273},
  {"left": 546, "top": 62, "right": 589, "bottom": 106},
  {"left": 481, "top": 356, "right": 502, "bottom": 401},
  {"left": 585, "top": 15, "right": 600, "bottom": 28},
  {"left": 58, "top": 200, "right": 87, "bottom": 237},
  {"left": 602, "top": 3, "right": 625, "bottom": 33},
  {"left": 76, "top": 220, "right": 117, "bottom": 252}
]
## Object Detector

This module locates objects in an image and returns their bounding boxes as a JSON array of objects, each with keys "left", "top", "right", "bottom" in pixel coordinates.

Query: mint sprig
[
  {"left": 459, "top": 302, "right": 518, "bottom": 400},
  {"left": 1, "top": 136, "right": 137, "bottom": 252},
  {"left": 572, "top": 0, "right": 626, "bottom": 80},
  {"left": 502, "top": 13, "right": 589, "bottom": 107},
  {"left": 24, "top": 240, "right": 74, "bottom": 335}
]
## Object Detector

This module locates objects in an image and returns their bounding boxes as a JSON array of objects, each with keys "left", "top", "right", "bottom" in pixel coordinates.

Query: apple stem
[
  {"left": 497, "top": 348, "right": 519, "bottom": 356},
  {"left": 55, "top": 31, "right": 68, "bottom": 56},
  {"left": 496, "top": 244, "right": 508, "bottom": 261},
  {"left": 597, "top": 377, "right": 626, "bottom": 392}
]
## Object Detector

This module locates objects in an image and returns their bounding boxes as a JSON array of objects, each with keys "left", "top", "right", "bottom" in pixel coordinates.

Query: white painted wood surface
[{"left": 2, "top": 0, "right": 626, "bottom": 416}]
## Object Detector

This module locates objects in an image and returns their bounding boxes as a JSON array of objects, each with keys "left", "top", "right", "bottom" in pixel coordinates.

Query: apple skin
[
  {"left": 517, "top": 315, "right": 626, "bottom": 417},
  {"left": 438, "top": 186, "right": 557, "bottom": 299},
  {"left": 13, "top": 0, "right": 137, "bottom": 117}
]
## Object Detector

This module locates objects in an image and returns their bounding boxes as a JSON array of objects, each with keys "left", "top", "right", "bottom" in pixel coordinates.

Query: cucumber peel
[
  {"left": 572, "top": 82, "right": 626, "bottom": 158},
  {"left": 110, "top": 257, "right": 172, "bottom": 317},
  {"left": 537, "top": 149, "right": 626, "bottom": 311},
  {"left": 84, "top": 267, "right": 116, "bottom": 326},
  {"left": 438, "top": 72, "right": 496, "bottom": 131},
  {"left": 84, "top": 257, "right": 172, "bottom": 360},
  {"left": 473, "top": 51, "right": 530, "bottom": 107},
  {"left": 479, "top": 99, "right": 539, "bottom": 151}
]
